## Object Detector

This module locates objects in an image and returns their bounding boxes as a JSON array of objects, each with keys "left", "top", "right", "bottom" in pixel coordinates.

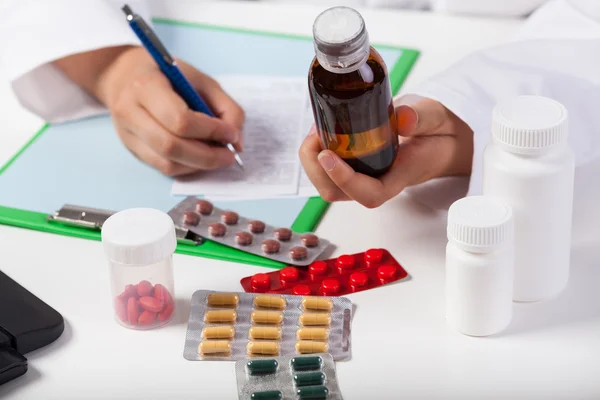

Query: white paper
[
  {"left": 204, "top": 91, "right": 321, "bottom": 202},
  {"left": 298, "top": 95, "right": 320, "bottom": 198},
  {"left": 171, "top": 75, "right": 307, "bottom": 197},
  {"left": 298, "top": 169, "right": 320, "bottom": 197},
  {"left": 207, "top": 168, "right": 319, "bottom": 202}
]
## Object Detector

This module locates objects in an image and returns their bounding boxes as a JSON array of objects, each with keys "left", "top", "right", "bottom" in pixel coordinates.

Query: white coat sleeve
[
  {"left": 394, "top": 0, "right": 600, "bottom": 196},
  {"left": 0, "top": 0, "right": 150, "bottom": 124}
]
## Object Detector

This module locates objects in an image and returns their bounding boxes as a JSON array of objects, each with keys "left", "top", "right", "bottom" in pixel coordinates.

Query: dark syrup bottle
[{"left": 308, "top": 6, "right": 399, "bottom": 178}]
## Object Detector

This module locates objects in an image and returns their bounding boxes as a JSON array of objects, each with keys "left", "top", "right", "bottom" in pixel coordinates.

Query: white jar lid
[
  {"left": 101, "top": 208, "right": 177, "bottom": 265},
  {"left": 447, "top": 196, "right": 513, "bottom": 253},
  {"left": 492, "top": 95, "right": 568, "bottom": 155}
]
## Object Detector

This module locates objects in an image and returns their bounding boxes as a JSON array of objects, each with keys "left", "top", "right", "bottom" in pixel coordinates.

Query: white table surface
[{"left": 1, "top": 1, "right": 599, "bottom": 399}]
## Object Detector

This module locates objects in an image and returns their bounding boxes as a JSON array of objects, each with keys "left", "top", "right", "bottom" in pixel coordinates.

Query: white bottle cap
[
  {"left": 447, "top": 196, "right": 513, "bottom": 253},
  {"left": 312, "top": 6, "right": 370, "bottom": 73},
  {"left": 492, "top": 95, "right": 568, "bottom": 155},
  {"left": 101, "top": 208, "right": 177, "bottom": 265}
]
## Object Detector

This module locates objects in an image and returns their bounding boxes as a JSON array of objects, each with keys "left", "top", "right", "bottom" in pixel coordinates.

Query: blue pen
[{"left": 121, "top": 4, "right": 244, "bottom": 170}]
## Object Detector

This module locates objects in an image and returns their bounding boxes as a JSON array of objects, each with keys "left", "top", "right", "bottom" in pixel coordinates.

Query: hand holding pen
[
  {"left": 54, "top": 5, "right": 245, "bottom": 176},
  {"left": 122, "top": 5, "right": 244, "bottom": 170}
]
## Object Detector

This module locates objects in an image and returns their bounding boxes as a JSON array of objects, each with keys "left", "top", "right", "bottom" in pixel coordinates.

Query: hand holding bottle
[{"left": 299, "top": 98, "right": 474, "bottom": 208}]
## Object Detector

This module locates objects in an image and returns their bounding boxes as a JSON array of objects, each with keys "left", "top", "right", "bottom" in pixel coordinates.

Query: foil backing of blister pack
[
  {"left": 235, "top": 353, "right": 343, "bottom": 400},
  {"left": 183, "top": 290, "right": 352, "bottom": 361},
  {"left": 167, "top": 196, "right": 330, "bottom": 266}
]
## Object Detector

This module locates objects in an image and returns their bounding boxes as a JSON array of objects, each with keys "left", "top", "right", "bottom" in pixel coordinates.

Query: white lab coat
[
  {"left": 0, "top": 0, "right": 149, "bottom": 123},
  {"left": 396, "top": 0, "right": 600, "bottom": 195},
  {"left": 0, "top": 0, "right": 598, "bottom": 197}
]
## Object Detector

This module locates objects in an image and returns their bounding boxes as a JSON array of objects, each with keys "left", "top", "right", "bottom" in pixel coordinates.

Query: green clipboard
[{"left": 0, "top": 19, "right": 419, "bottom": 269}]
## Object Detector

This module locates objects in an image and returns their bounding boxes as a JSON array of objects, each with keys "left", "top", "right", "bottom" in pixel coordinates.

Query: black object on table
[{"left": 0, "top": 270, "right": 64, "bottom": 385}]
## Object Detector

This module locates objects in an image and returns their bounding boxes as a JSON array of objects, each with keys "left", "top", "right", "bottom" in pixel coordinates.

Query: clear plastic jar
[{"left": 101, "top": 208, "right": 177, "bottom": 329}]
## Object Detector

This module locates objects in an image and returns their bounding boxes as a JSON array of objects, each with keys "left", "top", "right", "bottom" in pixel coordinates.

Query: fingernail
[
  {"left": 318, "top": 152, "right": 335, "bottom": 171},
  {"left": 397, "top": 105, "right": 418, "bottom": 134},
  {"left": 309, "top": 125, "right": 318, "bottom": 136}
]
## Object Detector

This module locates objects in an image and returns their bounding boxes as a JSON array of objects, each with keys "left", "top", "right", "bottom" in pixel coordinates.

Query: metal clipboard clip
[{"left": 47, "top": 204, "right": 203, "bottom": 246}]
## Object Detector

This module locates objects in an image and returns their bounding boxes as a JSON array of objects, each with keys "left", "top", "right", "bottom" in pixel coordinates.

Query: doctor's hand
[
  {"left": 54, "top": 45, "right": 244, "bottom": 176},
  {"left": 299, "top": 98, "right": 474, "bottom": 208}
]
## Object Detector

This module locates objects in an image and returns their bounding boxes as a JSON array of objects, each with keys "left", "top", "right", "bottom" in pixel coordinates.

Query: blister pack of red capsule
[
  {"left": 167, "top": 196, "right": 331, "bottom": 266},
  {"left": 240, "top": 248, "right": 408, "bottom": 296}
]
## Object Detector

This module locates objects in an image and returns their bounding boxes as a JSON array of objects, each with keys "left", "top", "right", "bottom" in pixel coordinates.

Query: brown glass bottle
[{"left": 308, "top": 7, "right": 399, "bottom": 178}]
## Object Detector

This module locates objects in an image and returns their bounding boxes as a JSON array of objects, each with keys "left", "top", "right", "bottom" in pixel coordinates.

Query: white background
[{"left": 0, "top": 1, "right": 599, "bottom": 399}]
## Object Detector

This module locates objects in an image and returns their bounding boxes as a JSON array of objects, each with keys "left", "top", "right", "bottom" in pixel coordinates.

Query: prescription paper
[
  {"left": 201, "top": 90, "right": 320, "bottom": 202},
  {"left": 171, "top": 75, "right": 309, "bottom": 198},
  {"left": 205, "top": 170, "right": 319, "bottom": 202}
]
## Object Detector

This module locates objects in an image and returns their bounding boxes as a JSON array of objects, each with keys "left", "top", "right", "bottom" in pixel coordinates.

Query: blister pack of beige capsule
[
  {"left": 183, "top": 290, "right": 352, "bottom": 361},
  {"left": 167, "top": 196, "right": 331, "bottom": 266}
]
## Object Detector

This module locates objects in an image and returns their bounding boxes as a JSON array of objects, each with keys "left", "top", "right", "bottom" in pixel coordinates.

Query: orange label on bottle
[{"left": 323, "top": 119, "right": 396, "bottom": 159}]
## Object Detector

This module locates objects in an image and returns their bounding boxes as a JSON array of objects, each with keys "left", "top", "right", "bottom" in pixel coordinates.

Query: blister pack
[
  {"left": 240, "top": 248, "right": 408, "bottom": 296},
  {"left": 183, "top": 290, "right": 352, "bottom": 361},
  {"left": 167, "top": 196, "right": 331, "bottom": 266},
  {"left": 235, "top": 353, "right": 343, "bottom": 400}
]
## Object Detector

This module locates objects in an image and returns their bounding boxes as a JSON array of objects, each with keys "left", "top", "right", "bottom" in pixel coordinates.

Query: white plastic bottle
[
  {"left": 446, "top": 195, "right": 514, "bottom": 337},
  {"left": 483, "top": 95, "right": 575, "bottom": 302}
]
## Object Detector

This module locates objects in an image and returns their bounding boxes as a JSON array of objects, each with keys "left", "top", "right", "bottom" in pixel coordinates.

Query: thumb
[{"left": 396, "top": 98, "right": 451, "bottom": 137}]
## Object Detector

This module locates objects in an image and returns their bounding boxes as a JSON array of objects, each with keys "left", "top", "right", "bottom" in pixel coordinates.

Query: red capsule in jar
[
  {"left": 153, "top": 284, "right": 172, "bottom": 305},
  {"left": 320, "top": 279, "right": 341, "bottom": 296},
  {"left": 124, "top": 284, "right": 137, "bottom": 298},
  {"left": 116, "top": 291, "right": 130, "bottom": 303},
  {"left": 251, "top": 273, "right": 271, "bottom": 292},
  {"left": 336, "top": 255, "right": 355, "bottom": 274},
  {"left": 114, "top": 296, "right": 128, "bottom": 323},
  {"left": 157, "top": 301, "right": 174, "bottom": 322},
  {"left": 365, "top": 248, "right": 384, "bottom": 267},
  {"left": 279, "top": 267, "right": 299, "bottom": 287},
  {"left": 138, "top": 310, "right": 157, "bottom": 326},
  {"left": 378, "top": 265, "right": 397, "bottom": 284},
  {"left": 349, "top": 271, "right": 369, "bottom": 291},
  {"left": 136, "top": 280, "right": 153, "bottom": 297},
  {"left": 127, "top": 297, "right": 139, "bottom": 326},
  {"left": 139, "top": 296, "right": 164, "bottom": 313},
  {"left": 292, "top": 284, "right": 312, "bottom": 296}
]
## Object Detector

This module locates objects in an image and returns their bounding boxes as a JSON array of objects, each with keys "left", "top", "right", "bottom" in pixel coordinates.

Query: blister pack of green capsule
[{"left": 235, "top": 353, "right": 343, "bottom": 399}]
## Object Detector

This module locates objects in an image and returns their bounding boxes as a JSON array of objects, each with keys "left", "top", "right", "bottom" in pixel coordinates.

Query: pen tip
[
  {"left": 233, "top": 154, "right": 244, "bottom": 170},
  {"left": 122, "top": 4, "right": 133, "bottom": 16},
  {"left": 226, "top": 143, "right": 244, "bottom": 169}
]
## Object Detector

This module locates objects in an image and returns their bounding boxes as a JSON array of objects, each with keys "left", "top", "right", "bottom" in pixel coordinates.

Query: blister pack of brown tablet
[
  {"left": 168, "top": 196, "right": 331, "bottom": 266},
  {"left": 183, "top": 290, "right": 352, "bottom": 361}
]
